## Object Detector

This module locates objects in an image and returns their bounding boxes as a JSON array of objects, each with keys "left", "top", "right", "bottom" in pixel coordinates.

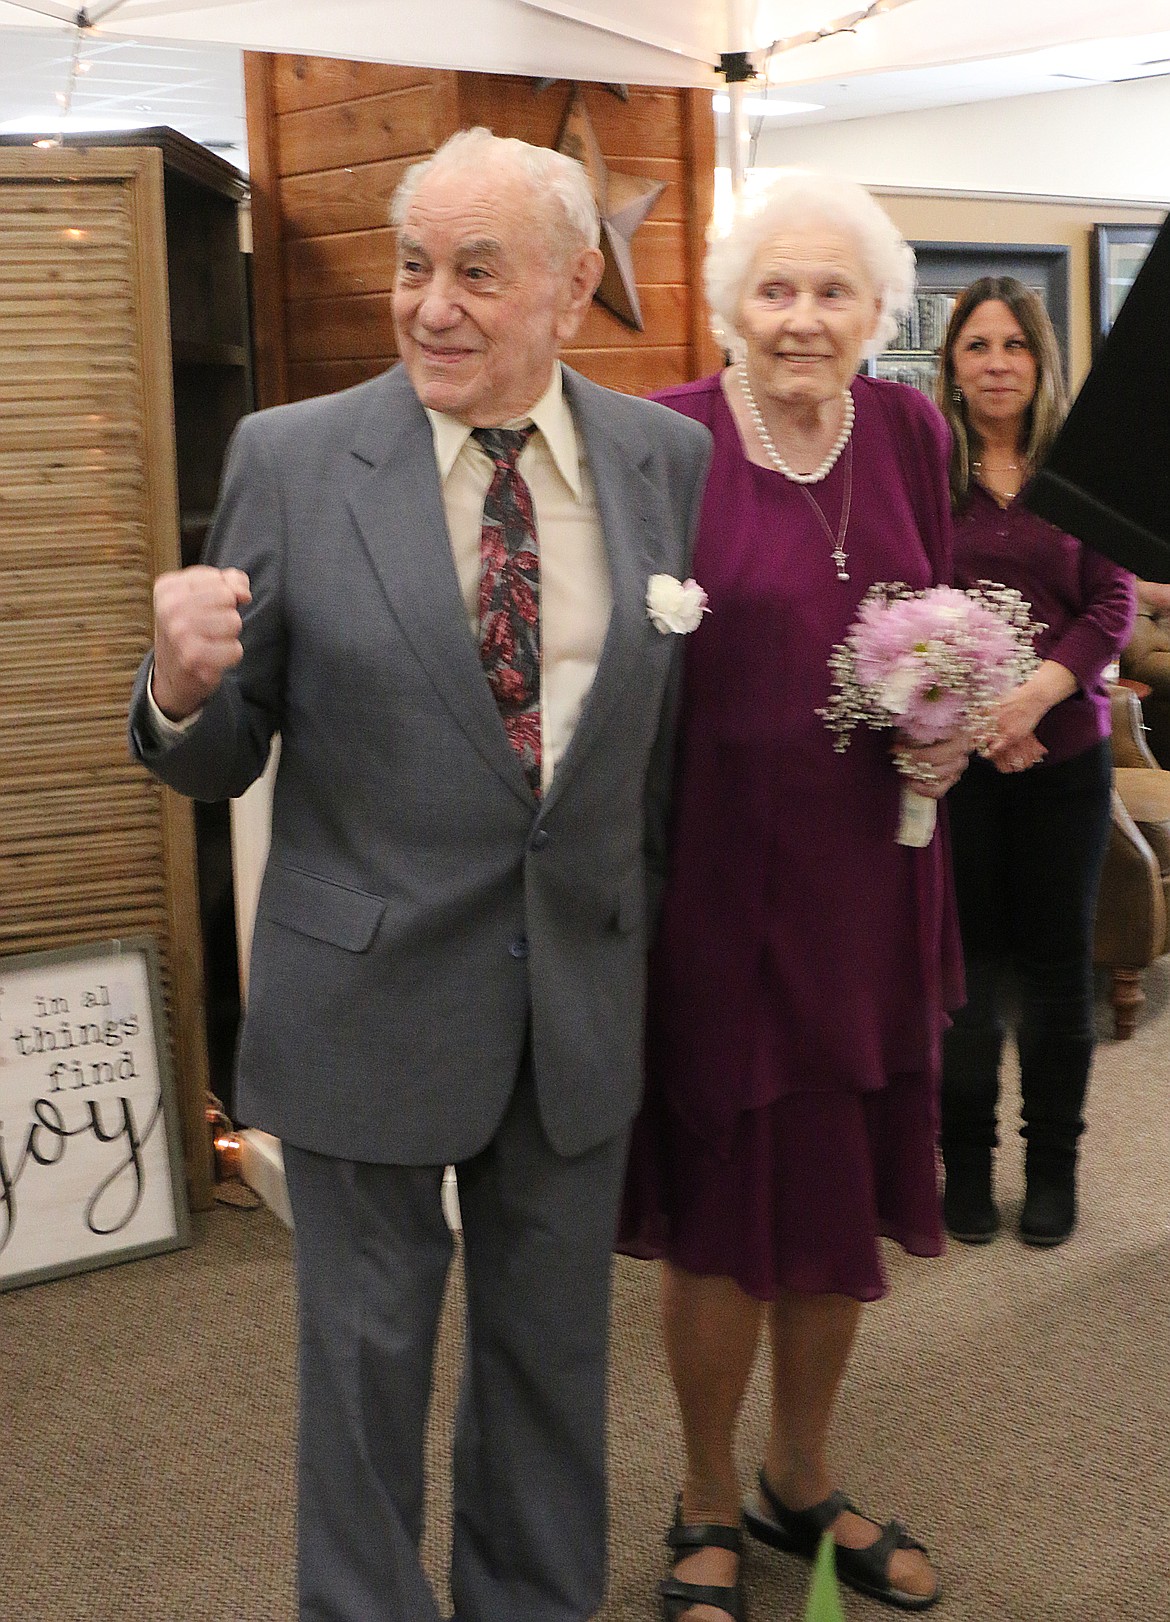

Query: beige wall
[{"left": 752, "top": 76, "right": 1170, "bottom": 204}]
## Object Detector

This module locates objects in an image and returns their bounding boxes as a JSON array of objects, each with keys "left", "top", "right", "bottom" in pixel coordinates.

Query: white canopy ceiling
[{"left": 1, "top": 0, "right": 1168, "bottom": 90}]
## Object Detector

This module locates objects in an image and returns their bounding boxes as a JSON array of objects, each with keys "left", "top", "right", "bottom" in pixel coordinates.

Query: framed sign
[
  {"left": 0, "top": 939, "right": 190, "bottom": 1292},
  {"left": 1092, "top": 223, "right": 1162, "bottom": 353}
]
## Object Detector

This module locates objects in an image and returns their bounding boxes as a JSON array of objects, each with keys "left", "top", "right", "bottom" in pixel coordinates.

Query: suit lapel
[
  {"left": 541, "top": 370, "right": 658, "bottom": 813},
  {"left": 341, "top": 366, "right": 664, "bottom": 816},
  {"left": 343, "top": 369, "right": 534, "bottom": 806}
]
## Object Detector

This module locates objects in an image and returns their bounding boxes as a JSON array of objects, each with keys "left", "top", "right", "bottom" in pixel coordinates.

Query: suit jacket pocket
[
  {"left": 614, "top": 877, "right": 646, "bottom": 938},
  {"left": 261, "top": 863, "right": 386, "bottom": 952}
]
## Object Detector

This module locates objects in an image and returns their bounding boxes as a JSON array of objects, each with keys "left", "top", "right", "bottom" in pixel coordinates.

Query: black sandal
[
  {"left": 742, "top": 1469, "right": 941, "bottom": 1612},
  {"left": 659, "top": 1496, "right": 748, "bottom": 1622}
]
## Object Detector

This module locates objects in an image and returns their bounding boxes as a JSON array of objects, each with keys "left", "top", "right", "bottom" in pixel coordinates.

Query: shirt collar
[{"left": 424, "top": 363, "right": 582, "bottom": 500}]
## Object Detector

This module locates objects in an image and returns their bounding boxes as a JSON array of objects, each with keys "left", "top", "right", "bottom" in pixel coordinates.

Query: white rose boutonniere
[{"left": 646, "top": 574, "right": 709, "bottom": 635}]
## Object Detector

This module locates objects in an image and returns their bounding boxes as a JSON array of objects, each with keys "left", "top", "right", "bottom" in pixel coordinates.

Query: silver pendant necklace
[{"left": 798, "top": 438, "right": 853, "bottom": 582}]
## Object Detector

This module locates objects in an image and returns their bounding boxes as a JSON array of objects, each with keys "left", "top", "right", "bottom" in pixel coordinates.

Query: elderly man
[{"left": 129, "top": 128, "right": 710, "bottom": 1622}]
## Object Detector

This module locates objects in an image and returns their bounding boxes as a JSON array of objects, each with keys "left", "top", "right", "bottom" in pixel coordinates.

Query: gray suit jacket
[{"left": 130, "top": 363, "right": 710, "bottom": 1164}]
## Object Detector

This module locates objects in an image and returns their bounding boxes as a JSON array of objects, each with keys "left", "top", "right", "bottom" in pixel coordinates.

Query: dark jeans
[{"left": 941, "top": 739, "right": 1112, "bottom": 1162}]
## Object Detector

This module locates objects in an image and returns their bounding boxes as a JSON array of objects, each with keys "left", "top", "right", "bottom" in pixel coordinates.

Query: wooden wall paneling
[
  {"left": 276, "top": 85, "right": 443, "bottom": 176},
  {"left": 286, "top": 290, "right": 397, "bottom": 363},
  {"left": 431, "top": 72, "right": 464, "bottom": 147},
  {"left": 624, "top": 220, "right": 693, "bottom": 285},
  {"left": 244, "top": 52, "right": 289, "bottom": 409},
  {"left": 455, "top": 75, "right": 683, "bottom": 158},
  {"left": 277, "top": 156, "right": 418, "bottom": 240},
  {"left": 574, "top": 285, "right": 690, "bottom": 348},
  {"left": 284, "top": 225, "right": 397, "bottom": 301},
  {"left": 244, "top": 59, "right": 719, "bottom": 401},
  {"left": 681, "top": 87, "right": 722, "bottom": 381},
  {"left": 0, "top": 147, "right": 214, "bottom": 1208},
  {"left": 287, "top": 358, "right": 387, "bottom": 399},
  {"left": 272, "top": 57, "right": 433, "bottom": 112},
  {"left": 566, "top": 348, "right": 695, "bottom": 392},
  {"left": 246, "top": 55, "right": 463, "bottom": 404}
]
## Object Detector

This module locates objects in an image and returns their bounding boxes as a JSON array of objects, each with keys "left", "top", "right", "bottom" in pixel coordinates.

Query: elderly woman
[
  {"left": 618, "top": 173, "right": 966, "bottom": 1621},
  {"left": 936, "top": 278, "right": 1134, "bottom": 1248}
]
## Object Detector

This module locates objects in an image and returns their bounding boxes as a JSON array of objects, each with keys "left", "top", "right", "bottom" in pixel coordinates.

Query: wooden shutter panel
[{"left": 0, "top": 147, "right": 213, "bottom": 1208}]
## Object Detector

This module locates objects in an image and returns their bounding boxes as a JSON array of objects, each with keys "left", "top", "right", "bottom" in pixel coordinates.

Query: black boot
[
  {"left": 942, "top": 1144, "right": 999, "bottom": 1243},
  {"left": 941, "top": 1019, "right": 1002, "bottom": 1244},
  {"left": 1017, "top": 1031, "right": 1092, "bottom": 1249},
  {"left": 1019, "top": 1147, "right": 1077, "bottom": 1246}
]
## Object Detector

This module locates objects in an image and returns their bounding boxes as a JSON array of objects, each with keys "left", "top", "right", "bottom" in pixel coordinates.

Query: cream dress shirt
[
  {"left": 427, "top": 363, "right": 611, "bottom": 793},
  {"left": 150, "top": 363, "right": 612, "bottom": 794}
]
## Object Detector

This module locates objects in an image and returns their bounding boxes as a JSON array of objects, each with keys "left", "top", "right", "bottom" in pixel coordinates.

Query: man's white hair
[
  {"left": 705, "top": 169, "right": 916, "bottom": 357},
  {"left": 390, "top": 127, "right": 601, "bottom": 261}
]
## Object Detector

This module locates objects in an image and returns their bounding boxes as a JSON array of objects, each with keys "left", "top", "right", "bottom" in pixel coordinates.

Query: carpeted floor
[{"left": 4, "top": 964, "right": 1169, "bottom": 1622}]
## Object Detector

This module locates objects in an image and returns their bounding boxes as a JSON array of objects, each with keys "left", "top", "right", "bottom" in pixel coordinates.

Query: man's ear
[{"left": 555, "top": 246, "right": 605, "bottom": 345}]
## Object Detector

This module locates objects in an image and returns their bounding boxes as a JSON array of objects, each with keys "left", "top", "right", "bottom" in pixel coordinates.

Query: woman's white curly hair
[{"left": 705, "top": 169, "right": 916, "bottom": 358}]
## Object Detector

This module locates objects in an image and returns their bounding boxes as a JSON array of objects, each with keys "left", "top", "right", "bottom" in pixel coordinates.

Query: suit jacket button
[
  {"left": 509, "top": 935, "right": 529, "bottom": 959},
  {"left": 530, "top": 829, "right": 551, "bottom": 851}
]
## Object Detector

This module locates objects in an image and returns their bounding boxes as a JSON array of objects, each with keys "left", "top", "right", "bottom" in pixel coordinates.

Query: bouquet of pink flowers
[{"left": 820, "top": 581, "right": 1042, "bottom": 846}]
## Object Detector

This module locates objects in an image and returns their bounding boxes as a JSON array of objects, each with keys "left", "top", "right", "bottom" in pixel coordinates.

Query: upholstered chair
[
  {"left": 1120, "top": 611, "right": 1170, "bottom": 767},
  {"left": 1093, "top": 685, "right": 1170, "bottom": 1037}
]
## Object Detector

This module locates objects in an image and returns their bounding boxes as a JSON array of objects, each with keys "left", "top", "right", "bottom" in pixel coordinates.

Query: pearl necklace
[{"left": 737, "top": 360, "right": 854, "bottom": 485}]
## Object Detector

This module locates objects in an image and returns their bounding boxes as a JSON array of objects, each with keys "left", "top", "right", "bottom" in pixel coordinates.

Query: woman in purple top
[
  {"left": 935, "top": 277, "right": 1135, "bottom": 1249},
  {"left": 619, "top": 174, "right": 969, "bottom": 1622}
]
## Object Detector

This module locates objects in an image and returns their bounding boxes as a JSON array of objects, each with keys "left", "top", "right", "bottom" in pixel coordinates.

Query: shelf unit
[
  {"left": 871, "top": 240, "right": 1071, "bottom": 399},
  {"left": 138, "top": 132, "right": 254, "bottom": 1120},
  {"left": 0, "top": 128, "right": 252, "bottom": 558}
]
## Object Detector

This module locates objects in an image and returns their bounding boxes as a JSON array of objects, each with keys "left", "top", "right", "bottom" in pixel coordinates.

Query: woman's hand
[
  {"left": 1137, "top": 578, "right": 1170, "bottom": 615},
  {"left": 987, "top": 733, "right": 1048, "bottom": 773},
  {"left": 892, "top": 732, "right": 971, "bottom": 800},
  {"left": 984, "top": 662, "right": 1074, "bottom": 769}
]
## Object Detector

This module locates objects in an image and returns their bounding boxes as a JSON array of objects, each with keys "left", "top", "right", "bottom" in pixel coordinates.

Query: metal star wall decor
[
  {"left": 554, "top": 92, "right": 666, "bottom": 331},
  {"left": 535, "top": 79, "right": 629, "bottom": 101}
]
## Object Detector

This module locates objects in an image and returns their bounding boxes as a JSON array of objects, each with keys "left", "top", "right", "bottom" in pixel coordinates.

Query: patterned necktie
[{"left": 473, "top": 425, "right": 542, "bottom": 796}]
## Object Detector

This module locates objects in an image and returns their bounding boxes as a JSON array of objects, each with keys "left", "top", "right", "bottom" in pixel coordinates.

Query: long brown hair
[{"left": 936, "top": 275, "right": 1067, "bottom": 508}]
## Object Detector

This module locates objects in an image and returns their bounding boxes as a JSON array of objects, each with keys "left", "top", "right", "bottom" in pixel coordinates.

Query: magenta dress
[{"left": 619, "top": 372, "right": 965, "bottom": 1301}]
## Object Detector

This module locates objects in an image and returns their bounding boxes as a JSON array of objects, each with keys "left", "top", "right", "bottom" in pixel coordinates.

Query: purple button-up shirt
[{"left": 954, "top": 481, "right": 1136, "bottom": 764}]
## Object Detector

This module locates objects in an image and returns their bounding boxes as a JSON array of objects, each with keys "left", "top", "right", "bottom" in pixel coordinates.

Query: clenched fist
[{"left": 151, "top": 565, "right": 252, "bottom": 721}]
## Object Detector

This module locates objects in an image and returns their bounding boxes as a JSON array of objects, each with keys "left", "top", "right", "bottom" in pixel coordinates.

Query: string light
[
  {"left": 206, "top": 1095, "right": 244, "bottom": 1180},
  {"left": 38, "top": 15, "right": 91, "bottom": 148},
  {"left": 710, "top": 0, "right": 921, "bottom": 172},
  {"left": 763, "top": 0, "right": 918, "bottom": 61}
]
